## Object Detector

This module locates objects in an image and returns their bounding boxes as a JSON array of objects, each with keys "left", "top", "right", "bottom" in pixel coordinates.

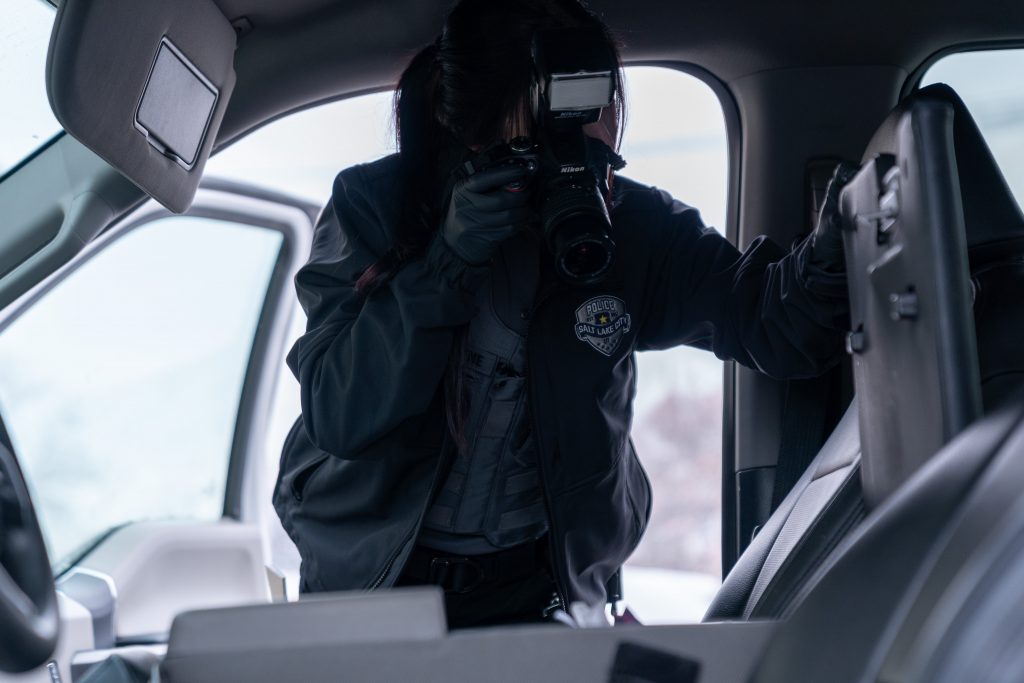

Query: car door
[{"left": 0, "top": 181, "right": 313, "bottom": 682}]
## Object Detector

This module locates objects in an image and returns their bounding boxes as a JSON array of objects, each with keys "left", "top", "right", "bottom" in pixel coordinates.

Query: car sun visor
[
  {"left": 841, "top": 96, "right": 983, "bottom": 509},
  {"left": 46, "top": 0, "right": 237, "bottom": 213}
]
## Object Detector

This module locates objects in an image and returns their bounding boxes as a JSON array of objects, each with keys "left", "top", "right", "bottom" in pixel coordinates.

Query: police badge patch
[{"left": 574, "top": 296, "right": 632, "bottom": 356}]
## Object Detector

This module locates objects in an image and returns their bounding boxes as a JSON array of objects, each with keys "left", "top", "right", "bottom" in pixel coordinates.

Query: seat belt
[
  {"left": 770, "top": 374, "right": 834, "bottom": 510},
  {"left": 769, "top": 159, "right": 853, "bottom": 511}
]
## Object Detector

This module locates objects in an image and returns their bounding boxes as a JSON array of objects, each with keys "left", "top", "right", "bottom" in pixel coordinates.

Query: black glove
[
  {"left": 442, "top": 164, "right": 536, "bottom": 265},
  {"left": 810, "top": 161, "right": 860, "bottom": 272}
]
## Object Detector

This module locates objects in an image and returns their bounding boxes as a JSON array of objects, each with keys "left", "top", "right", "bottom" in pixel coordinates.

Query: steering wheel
[{"left": 0, "top": 435, "right": 58, "bottom": 673}]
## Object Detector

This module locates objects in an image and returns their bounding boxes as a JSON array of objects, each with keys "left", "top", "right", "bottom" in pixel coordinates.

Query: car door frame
[{"left": 0, "top": 178, "right": 315, "bottom": 541}]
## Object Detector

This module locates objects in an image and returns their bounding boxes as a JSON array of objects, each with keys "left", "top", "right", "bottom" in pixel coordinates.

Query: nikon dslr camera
[{"left": 462, "top": 26, "right": 625, "bottom": 286}]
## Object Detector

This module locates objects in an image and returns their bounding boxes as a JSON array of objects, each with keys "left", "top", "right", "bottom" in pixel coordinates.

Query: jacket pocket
[{"left": 290, "top": 454, "right": 329, "bottom": 502}]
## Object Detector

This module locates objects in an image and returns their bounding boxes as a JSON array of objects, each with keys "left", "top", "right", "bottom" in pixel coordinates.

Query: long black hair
[{"left": 356, "top": 0, "right": 628, "bottom": 449}]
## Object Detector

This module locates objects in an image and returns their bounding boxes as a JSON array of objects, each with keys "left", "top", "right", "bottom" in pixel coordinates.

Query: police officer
[{"left": 273, "top": 0, "right": 853, "bottom": 629}]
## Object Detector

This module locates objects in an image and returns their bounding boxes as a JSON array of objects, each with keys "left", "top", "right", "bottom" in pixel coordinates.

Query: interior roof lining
[
  {"left": 214, "top": 58, "right": 913, "bottom": 152},
  {"left": 214, "top": 57, "right": 737, "bottom": 151},
  {"left": 214, "top": 84, "right": 393, "bottom": 151},
  {"left": 222, "top": 36, "right": 1024, "bottom": 148}
]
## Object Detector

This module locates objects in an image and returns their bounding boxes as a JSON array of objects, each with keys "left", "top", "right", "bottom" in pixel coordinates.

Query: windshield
[{"left": 0, "top": 0, "right": 61, "bottom": 179}]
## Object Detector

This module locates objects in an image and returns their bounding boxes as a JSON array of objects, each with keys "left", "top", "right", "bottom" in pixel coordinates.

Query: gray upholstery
[
  {"left": 751, "top": 395, "right": 1024, "bottom": 683},
  {"left": 704, "top": 401, "right": 862, "bottom": 621},
  {"left": 743, "top": 451, "right": 859, "bottom": 618},
  {"left": 878, "top": 389, "right": 1024, "bottom": 682}
]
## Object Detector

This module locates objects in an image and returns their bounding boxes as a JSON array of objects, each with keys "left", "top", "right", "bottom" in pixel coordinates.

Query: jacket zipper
[
  {"left": 368, "top": 526, "right": 416, "bottom": 590},
  {"left": 525, "top": 281, "right": 572, "bottom": 614}
]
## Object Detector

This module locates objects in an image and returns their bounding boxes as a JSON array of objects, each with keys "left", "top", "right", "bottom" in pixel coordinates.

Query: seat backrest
[
  {"left": 706, "top": 84, "right": 1024, "bottom": 623},
  {"left": 704, "top": 401, "right": 862, "bottom": 620},
  {"left": 841, "top": 92, "right": 982, "bottom": 508}
]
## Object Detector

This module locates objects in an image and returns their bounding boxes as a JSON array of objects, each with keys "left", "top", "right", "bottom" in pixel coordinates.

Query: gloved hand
[
  {"left": 810, "top": 161, "right": 860, "bottom": 272},
  {"left": 442, "top": 164, "right": 536, "bottom": 265}
]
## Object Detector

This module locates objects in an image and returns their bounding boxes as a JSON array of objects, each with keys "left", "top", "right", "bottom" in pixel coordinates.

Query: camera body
[
  {"left": 534, "top": 27, "right": 621, "bottom": 285},
  {"left": 462, "top": 26, "right": 623, "bottom": 286}
]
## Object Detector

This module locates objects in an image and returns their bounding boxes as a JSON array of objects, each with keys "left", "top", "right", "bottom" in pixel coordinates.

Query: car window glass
[
  {"left": 209, "top": 66, "right": 729, "bottom": 620},
  {"left": 0, "top": 217, "right": 282, "bottom": 571},
  {"left": 208, "top": 91, "right": 397, "bottom": 203},
  {"left": 0, "top": 0, "right": 61, "bottom": 178},
  {"left": 921, "top": 49, "right": 1024, "bottom": 203},
  {"left": 617, "top": 70, "right": 726, "bottom": 623}
]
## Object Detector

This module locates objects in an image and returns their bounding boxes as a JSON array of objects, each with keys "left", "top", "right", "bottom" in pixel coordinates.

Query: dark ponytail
[{"left": 354, "top": 41, "right": 444, "bottom": 294}]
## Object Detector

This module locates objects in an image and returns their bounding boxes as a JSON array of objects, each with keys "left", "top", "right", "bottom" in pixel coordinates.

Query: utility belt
[{"left": 400, "top": 537, "right": 625, "bottom": 616}]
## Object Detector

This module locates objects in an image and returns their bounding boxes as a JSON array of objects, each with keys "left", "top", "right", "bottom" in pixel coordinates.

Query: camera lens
[
  {"left": 540, "top": 179, "right": 614, "bottom": 284},
  {"left": 510, "top": 136, "right": 533, "bottom": 153},
  {"left": 561, "top": 235, "right": 613, "bottom": 282}
]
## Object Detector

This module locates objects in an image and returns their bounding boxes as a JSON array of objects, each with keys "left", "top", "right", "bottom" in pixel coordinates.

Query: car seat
[{"left": 704, "top": 83, "right": 1024, "bottom": 622}]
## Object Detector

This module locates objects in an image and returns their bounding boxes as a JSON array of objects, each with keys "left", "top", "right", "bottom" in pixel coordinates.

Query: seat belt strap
[
  {"left": 769, "top": 159, "right": 853, "bottom": 510},
  {"left": 771, "top": 373, "right": 834, "bottom": 510}
]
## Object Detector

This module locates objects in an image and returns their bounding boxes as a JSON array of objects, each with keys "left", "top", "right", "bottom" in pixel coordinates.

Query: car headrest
[
  {"left": 863, "top": 83, "right": 1024, "bottom": 251},
  {"left": 46, "top": 0, "right": 237, "bottom": 213},
  {"left": 841, "top": 92, "right": 982, "bottom": 509}
]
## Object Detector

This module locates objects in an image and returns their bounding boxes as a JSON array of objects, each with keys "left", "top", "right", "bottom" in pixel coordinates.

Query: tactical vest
[{"left": 419, "top": 232, "right": 549, "bottom": 553}]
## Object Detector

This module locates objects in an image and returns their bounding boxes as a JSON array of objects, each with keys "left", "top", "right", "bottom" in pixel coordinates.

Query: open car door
[{"left": 0, "top": 179, "right": 313, "bottom": 682}]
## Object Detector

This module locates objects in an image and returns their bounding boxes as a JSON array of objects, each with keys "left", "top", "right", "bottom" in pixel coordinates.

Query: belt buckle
[{"left": 428, "top": 556, "right": 484, "bottom": 594}]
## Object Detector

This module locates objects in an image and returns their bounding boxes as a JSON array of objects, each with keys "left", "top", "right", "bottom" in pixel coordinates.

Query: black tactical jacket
[{"left": 273, "top": 153, "right": 847, "bottom": 607}]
